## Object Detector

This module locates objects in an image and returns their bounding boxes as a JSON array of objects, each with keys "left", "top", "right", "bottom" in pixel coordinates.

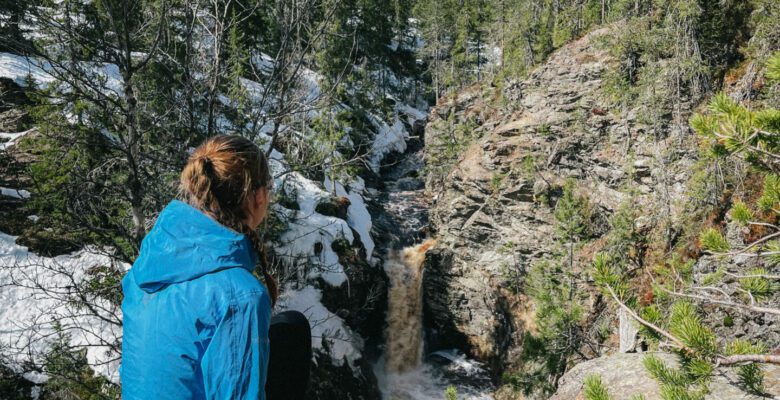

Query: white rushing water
[{"left": 377, "top": 355, "right": 493, "bottom": 400}]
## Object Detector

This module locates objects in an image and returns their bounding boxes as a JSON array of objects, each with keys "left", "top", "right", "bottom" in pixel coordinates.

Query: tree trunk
[{"left": 123, "top": 75, "right": 147, "bottom": 246}]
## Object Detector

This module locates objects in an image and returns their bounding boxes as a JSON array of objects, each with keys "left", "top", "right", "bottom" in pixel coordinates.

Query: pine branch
[
  {"left": 717, "top": 354, "right": 780, "bottom": 366},
  {"left": 604, "top": 285, "right": 694, "bottom": 355},
  {"left": 608, "top": 286, "right": 780, "bottom": 367},
  {"left": 706, "top": 230, "right": 780, "bottom": 256},
  {"left": 659, "top": 286, "right": 780, "bottom": 316},
  {"left": 724, "top": 271, "right": 780, "bottom": 280}
]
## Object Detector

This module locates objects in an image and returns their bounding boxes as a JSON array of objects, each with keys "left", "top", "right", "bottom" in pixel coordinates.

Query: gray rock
[
  {"left": 618, "top": 308, "right": 639, "bottom": 353},
  {"left": 551, "top": 352, "right": 780, "bottom": 400}
]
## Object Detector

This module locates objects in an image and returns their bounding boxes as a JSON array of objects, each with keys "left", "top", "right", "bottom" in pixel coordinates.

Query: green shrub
[
  {"left": 554, "top": 179, "right": 592, "bottom": 242},
  {"left": 739, "top": 268, "right": 777, "bottom": 300},
  {"left": 699, "top": 228, "right": 729, "bottom": 252},
  {"left": 726, "top": 339, "right": 767, "bottom": 394},
  {"left": 583, "top": 375, "right": 611, "bottom": 400},
  {"left": 445, "top": 386, "right": 458, "bottom": 400},
  {"left": 728, "top": 201, "right": 753, "bottom": 225}
]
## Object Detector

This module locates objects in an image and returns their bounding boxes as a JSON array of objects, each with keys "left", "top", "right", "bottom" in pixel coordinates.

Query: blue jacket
[{"left": 121, "top": 200, "right": 271, "bottom": 400}]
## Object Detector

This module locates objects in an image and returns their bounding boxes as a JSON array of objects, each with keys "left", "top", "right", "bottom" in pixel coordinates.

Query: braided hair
[{"left": 179, "top": 135, "right": 278, "bottom": 305}]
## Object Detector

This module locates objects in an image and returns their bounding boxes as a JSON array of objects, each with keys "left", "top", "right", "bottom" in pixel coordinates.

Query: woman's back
[{"left": 121, "top": 200, "right": 272, "bottom": 400}]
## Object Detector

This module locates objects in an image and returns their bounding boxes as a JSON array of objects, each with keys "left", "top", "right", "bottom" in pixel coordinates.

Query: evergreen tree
[{"left": 592, "top": 52, "right": 780, "bottom": 399}]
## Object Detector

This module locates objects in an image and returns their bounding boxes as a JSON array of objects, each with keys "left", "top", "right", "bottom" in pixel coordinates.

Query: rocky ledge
[{"left": 551, "top": 352, "right": 780, "bottom": 400}]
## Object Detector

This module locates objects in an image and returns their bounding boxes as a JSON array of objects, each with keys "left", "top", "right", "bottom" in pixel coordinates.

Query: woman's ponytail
[{"left": 180, "top": 155, "right": 216, "bottom": 212}]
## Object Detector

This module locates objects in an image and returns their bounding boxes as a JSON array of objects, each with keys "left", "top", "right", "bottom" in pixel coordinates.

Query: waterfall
[
  {"left": 375, "top": 137, "right": 492, "bottom": 399},
  {"left": 384, "top": 239, "right": 436, "bottom": 372}
]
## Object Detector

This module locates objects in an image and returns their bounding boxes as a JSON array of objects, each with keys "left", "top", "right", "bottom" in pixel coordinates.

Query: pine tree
[{"left": 591, "top": 52, "right": 780, "bottom": 399}]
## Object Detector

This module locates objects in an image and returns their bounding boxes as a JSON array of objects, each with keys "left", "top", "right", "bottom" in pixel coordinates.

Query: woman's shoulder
[{"left": 201, "top": 266, "right": 269, "bottom": 304}]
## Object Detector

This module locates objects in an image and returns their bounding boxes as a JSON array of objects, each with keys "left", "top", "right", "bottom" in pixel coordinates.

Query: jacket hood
[{"left": 130, "top": 200, "right": 257, "bottom": 293}]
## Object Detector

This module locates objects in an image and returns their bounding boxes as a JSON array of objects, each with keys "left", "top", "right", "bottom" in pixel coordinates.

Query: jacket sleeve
[{"left": 201, "top": 291, "right": 272, "bottom": 400}]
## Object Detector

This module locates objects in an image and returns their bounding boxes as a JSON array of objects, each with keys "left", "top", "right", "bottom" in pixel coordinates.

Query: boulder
[
  {"left": 315, "top": 196, "right": 351, "bottom": 220},
  {"left": 551, "top": 352, "right": 780, "bottom": 400}
]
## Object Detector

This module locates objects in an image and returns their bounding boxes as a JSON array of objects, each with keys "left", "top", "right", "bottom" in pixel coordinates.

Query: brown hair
[{"left": 179, "top": 135, "right": 278, "bottom": 305}]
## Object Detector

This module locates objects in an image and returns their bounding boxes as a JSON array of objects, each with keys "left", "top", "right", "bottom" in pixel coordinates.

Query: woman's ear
[
  {"left": 256, "top": 186, "right": 270, "bottom": 209},
  {"left": 251, "top": 186, "right": 271, "bottom": 226}
]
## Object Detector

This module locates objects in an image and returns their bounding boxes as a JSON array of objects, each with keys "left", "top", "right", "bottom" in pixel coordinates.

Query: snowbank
[
  {"left": 324, "top": 177, "right": 375, "bottom": 264},
  {"left": 274, "top": 172, "right": 354, "bottom": 287},
  {"left": 0, "top": 53, "right": 55, "bottom": 87},
  {"left": 367, "top": 103, "right": 428, "bottom": 172},
  {"left": 0, "top": 232, "right": 126, "bottom": 383},
  {"left": 368, "top": 115, "right": 408, "bottom": 172},
  {"left": 0, "top": 52, "right": 123, "bottom": 95},
  {"left": 0, "top": 129, "right": 34, "bottom": 150},
  {"left": 278, "top": 284, "right": 362, "bottom": 368}
]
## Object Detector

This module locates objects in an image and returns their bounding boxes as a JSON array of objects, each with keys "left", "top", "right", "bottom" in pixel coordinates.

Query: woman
[{"left": 121, "top": 135, "right": 311, "bottom": 399}]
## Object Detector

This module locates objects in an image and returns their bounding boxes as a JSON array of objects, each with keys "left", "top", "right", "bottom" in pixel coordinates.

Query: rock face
[
  {"left": 551, "top": 352, "right": 780, "bottom": 399},
  {"left": 693, "top": 249, "right": 780, "bottom": 351},
  {"left": 422, "top": 26, "right": 699, "bottom": 376}
]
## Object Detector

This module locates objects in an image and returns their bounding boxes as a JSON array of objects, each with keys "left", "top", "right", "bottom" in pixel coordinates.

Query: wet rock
[
  {"left": 0, "top": 109, "right": 27, "bottom": 133},
  {"left": 315, "top": 196, "right": 351, "bottom": 219},
  {"left": 0, "top": 78, "right": 30, "bottom": 111}
]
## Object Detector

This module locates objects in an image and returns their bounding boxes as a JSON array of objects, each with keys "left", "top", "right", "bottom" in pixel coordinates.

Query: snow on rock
[
  {"left": 0, "top": 129, "right": 35, "bottom": 150},
  {"left": 278, "top": 284, "right": 362, "bottom": 368},
  {"left": 0, "top": 232, "right": 126, "bottom": 383},
  {"left": 324, "top": 177, "right": 375, "bottom": 264},
  {"left": 397, "top": 103, "right": 428, "bottom": 125},
  {"left": 0, "top": 52, "right": 123, "bottom": 96},
  {"left": 0, "top": 53, "right": 55, "bottom": 87},
  {"left": 367, "top": 103, "right": 428, "bottom": 173},
  {"left": 273, "top": 172, "right": 354, "bottom": 287},
  {"left": 368, "top": 115, "right": 408, "bottom": 173},
  {"left": 1, "top": 187, "right": 31, "bottom": 199},
  {"left": 251, "top": 53, "right": 275, "bottom": 75}
]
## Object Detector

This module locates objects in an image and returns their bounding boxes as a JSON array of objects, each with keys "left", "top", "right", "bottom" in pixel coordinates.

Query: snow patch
[
  {"left": 0, "top": 129, "right": 34, "bottom": 150},
  {"left": 368, "top": 116, "right": 407, "bottom": 172},
  {"left": 0, "top": 53, "right": 55, "bottom": 87},
  {"left": 0, "top": 53, "right": 123, "bottom": 96},
  {"left": 0, "top": 232, "right": 126, "bottom": 383},
  {"left": 1, "top": 187, "right": 30, "bottom": 199},
  {"left": 324, "top": 177, "right": 375, "bottom": 264},
  {"left": 273, "top": 172, "right": 353, "bottom": 287},
  {"left": 278, "top": 284, "right": 362, "bottom": 368},
  {"left": 398, "top": 103, "right": 428, "bottom": 124}
]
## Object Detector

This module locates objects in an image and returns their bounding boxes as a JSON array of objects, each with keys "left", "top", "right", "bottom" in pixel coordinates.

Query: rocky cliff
[{"left": 422, "top": 25, "right": 701, "bottom": 382}]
